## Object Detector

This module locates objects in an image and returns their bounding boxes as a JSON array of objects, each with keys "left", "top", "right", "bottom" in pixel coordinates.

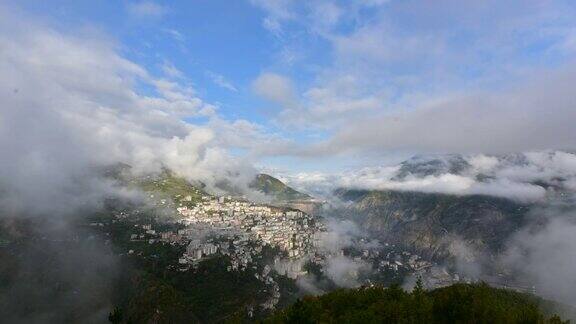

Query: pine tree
[
  {"left": 413, "top": 277, "right": 425, "bottom": 296},
  {"left": 411, "top": 276, "right": 432, "bottom": 323}
]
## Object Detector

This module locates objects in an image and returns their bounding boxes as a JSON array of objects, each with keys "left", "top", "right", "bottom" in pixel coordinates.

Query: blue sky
[
  {"left": 14, "top": 1, "right": 282, "bottom": 120},
  {"left": 5, "top": 0, "right": 576, "bottom": 174}
]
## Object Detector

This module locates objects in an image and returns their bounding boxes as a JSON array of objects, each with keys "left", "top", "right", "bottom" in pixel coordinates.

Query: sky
[{"left": 2, "top": 0, "right": 576, "bottom": 181}]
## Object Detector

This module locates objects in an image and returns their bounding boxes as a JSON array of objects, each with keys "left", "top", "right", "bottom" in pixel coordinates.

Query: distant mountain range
[
  {"left": 103, "top": 163, "right": 311, "bottom": 203},
  {"left": 328, "top": 151, "right": 576, "bottom": 262},
  {"left": 104, "top": 152, "right": 575, "bottom": 264},
  {"left": 8, "top": 155, "right": 573, "bottom": 322},
  {"left": 390, "top": 152, "right": 574, "bottom": 192}
]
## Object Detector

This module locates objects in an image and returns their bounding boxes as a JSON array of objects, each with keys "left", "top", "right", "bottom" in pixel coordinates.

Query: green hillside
[
  {"left": 250, "top": 174, "right": 312, "bottom": 201},
  {"left": 131, "top": 169, "right": 205, "bottom": 204},
  {"left": 265, "top": 282, "right": 567, "bottom": 324},
  {"left": 103, "top": 164, "right": 207, "bottom": 208}
]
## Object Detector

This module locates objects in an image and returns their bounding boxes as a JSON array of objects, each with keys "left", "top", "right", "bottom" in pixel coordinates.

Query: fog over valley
[{"left": 2, "top": 1, "right": 576, "bottom": 323}]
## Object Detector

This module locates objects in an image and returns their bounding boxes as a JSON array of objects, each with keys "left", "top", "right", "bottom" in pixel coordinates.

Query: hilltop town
[
  {"left": 68, "top": 169, "right": 487, "bottom": 317},
  {"left": 177, "top": 196, "right": 320, "bottom": 260},
  {"left": 103, "top": 179, "right": 444, "bottom": 288}
]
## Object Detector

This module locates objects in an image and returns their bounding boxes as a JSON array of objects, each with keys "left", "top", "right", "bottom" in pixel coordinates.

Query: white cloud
[
  {"left": 332, "top": 21, "right": 446, "bottom": 67},
  {"left": 263, "top": 17, "right": 283, "bottom": 36},
  {"left": 325, "top": 255, "right": 370, "bottom": 288},
  {"left": 250, "top": 0, "right": 293, "bottom": 21},
  {"left": 252, "top": 72, "right": 297, "bottom": 108},
  {"left": 469, "top": 180, "right": 546, "bottom": 203},
  {"left": 277, "top": 151, "right": 576, "bottom": 203},
  {"left": 127, "top": 1, "right": 168, "bottom": 19},
  {"left": 315, "top": 220, "right": 361, "bottom": 253},
  {"left": 0, "top": 7, "right": 279, "bottom": 216},
  {"left": 250, "top": 0, "right": 294, "bottom": 36},
  {"left": 206, "top": 71, "right": 238, "bottom": 92},
  {"left": 502, "top": 212, "right": 576, "bottom": 305},
  {"left": 293, "top": 75, "right": 383, "bottom": 127},
  {"left": 306, "top": 1, "right": 343, "bottom": 32},
  {"left": 163, "top": 28, "right": 185, "bottom": 43},
  {"left": 467, "top": 155, "right": 500, "bottom": 173},
  {"left": 309, "top": 219, "right": 375, "bottom": 288},
  {"left": 161, "top": 60, "right": 184, "bottom": 79},
  {"left": 319, "top": 66, "right": 576, "bottom": 155},
  {"left": 249, "top": 0, "right": 576, "bottom": 155}
]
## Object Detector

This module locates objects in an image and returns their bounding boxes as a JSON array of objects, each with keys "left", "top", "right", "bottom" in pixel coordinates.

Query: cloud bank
[
  {"left": 0, "top": 7, "right": 275, "bottom": 216},
  {"left": 278, "top": 151, "right": 576, "bottom": 203},
  {"left": 251, "top": 0, "right": 576, "bottom": 157},
  {"left": 323, "top": 67, "right": 576, "bottom": 154},
  {"left": 501, "top": 209, "right": 576, "bottom": 305}
]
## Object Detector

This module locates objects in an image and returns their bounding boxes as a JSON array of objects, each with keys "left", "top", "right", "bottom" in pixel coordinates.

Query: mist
[
  {"left": 2, "top": 1, "right": 576, "bottom": 321},
  {"left": 279, "top": 151, "right": 576, "bottom": 203},
  {"left": 0, "top": 6, "right": 261, "bottom": 323},
  {"left": 279, "top": 152, "right": 576, "bottom": 308},
  {"left": 500, "top": 204, "right": 576, "bottom": 305},
  {"left": 0, "top": 216, "right": 121, "bottom": 323},
  {"left": 0, "top": 5, "right": 270, "bottom": 221}
]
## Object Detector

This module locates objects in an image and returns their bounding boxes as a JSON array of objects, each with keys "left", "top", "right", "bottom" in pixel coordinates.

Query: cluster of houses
[
  {"left": 108, "top": 191, "right": 458, "bottom": 305},
  {"left": 124, "top": 194, "right": 436, "bottom": 283},
  {"left": 377, "top": 250, "right": 433, "bottom": 272},
  {"left": 175, "top": 196, "right": 322, "bottom": 262},
  {"left": 177, "top": 231, "right": 258, "bottom": 271}
]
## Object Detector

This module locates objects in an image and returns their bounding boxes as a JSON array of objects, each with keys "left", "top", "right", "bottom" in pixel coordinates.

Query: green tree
[
  {"left": 264, "top": 283, "right": 568, "bottom": 324},
  {"left": 411, "top": 277, "right": 432, "bottom": 323}
]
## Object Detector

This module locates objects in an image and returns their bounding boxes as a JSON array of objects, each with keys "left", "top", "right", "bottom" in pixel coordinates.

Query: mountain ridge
[
  {"left": 331, "top": 188, "right": 531, "bottom": 260},
  {"left": 250, "top": 173, "right": 313, "bottom": 202}
]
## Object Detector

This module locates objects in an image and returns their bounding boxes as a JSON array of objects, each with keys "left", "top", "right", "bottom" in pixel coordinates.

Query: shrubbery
[{"left": 264, "top": 281, "right": 567, "bottom": 324}]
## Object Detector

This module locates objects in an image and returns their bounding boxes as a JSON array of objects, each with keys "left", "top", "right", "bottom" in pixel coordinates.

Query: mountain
[
  {"left": 251, "top": 174, "right": 312, "bottom": 202},
  {"left": 265, "top": 282, "right": 568, "bottom": 323},
  {"left": 329, "top": 152, "right": 576, "bottom": 261},
  {"left": 5, "top": 162, "right": 572, "bottom": 323},
  {"left": 102, "top": 164, "right": 208, "bottom": 206},
  {"left": 393, "top": 154, "right": 471, "bottom": 180},
  {"left": 333, "top": 189, "right": 530, "bottom": 260},
  {"left": 120, "top": 168, "right": 312, "bottom": 204},
  {"left": 105, "top": 166, "right": 315, "bottom": 212},
  {"left": 127, "top": 168, "right": 206, "bottom": 205}
]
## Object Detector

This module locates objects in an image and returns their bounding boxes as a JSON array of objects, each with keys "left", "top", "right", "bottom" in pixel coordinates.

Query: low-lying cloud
[
  {"left": 296, "top": 219, "right": 374, "bottom": 292},
  {"left": 500, "top": 206, "right": 576, "bottom": 305},
  {"left": 0, "top": 6, "right": 273, "bottom": 217},
  {"left": 278, "top": 151, "right": 576, "bottom": 203}
]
